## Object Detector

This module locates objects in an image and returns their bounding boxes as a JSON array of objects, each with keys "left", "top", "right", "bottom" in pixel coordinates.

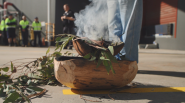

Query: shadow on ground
[
  {"left": 138, "top": 70, "right": 185, "bottom": 78},
  {"left": 71, "top": 83, "right": 185, "bottom": 103}
]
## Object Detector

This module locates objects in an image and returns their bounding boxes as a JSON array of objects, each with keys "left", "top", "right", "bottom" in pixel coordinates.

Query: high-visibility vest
[
  {"left": 5, "top": 18, "right": 16, "bottom": 29},
  {"left": 1, "top": 20, "right": 6, "bottom": 31},
  {"left": 32, "top": 21, "right": 41, "bottom": 31},
  {"left": 19, "top": 20, "right": 29, "bottom": 29}
]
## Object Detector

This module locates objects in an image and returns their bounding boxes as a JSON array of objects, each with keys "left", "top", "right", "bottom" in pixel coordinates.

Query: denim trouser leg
[
  {"left": 107, "top": 0, "right": 122, "bottom": 41},
  {"left": 107, "top": 0, "right": 143, "bottom": 63},
  {"left": 121, "top": 0, "right": 143, "bottom": 63}
]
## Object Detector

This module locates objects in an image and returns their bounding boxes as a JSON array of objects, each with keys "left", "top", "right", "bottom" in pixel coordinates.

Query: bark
[{"left": 54, "top": 57, "right": 138, "bottom": 89}]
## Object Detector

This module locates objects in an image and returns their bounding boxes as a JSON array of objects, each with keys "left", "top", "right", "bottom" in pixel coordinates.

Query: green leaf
[
  {"left": 20, "top": 92, "right": 30, "bottom": 103},
  {"left": 47, "top": 80, "right": 53, "bottom": 85},
  {"left": 49, "top": 64, "right": 54, "bottom": 69},
  {"left": 59, "top": 37, "right": 70, "bottom": 42},
  {"left": 21, "top": 76, "right": 29, "bottom": 83},
  {"left": 104, "top": 52, "right": 118, "bottom": 63},
  {"left": 3, "top": 92, "right": 19, "bottom": 103},
  {"left": 0, "top": 83, "right": 3, "bottom": 87},
  {"left": 102, "top": 60, "right": 109, "bottom": 66},
  {"left": 28, "top": 86, "right": 44, "bottom": 91},
  {"left": 105, "top": 66, "right": 111, "bottom": 74},
  {"left": 28, "top": 73, "right": 41, "bottom": 79},
  {"left": 1, "top": 67, "right": 9, "bottom": 72},
  {"left": 11, "top": 85, "right": 20, "bottom": 91},
  {"left": 0, "top": 88, "right": 6, "bottom": 97},
  {"left": 89, "top": 56, "right": 96, "bottom": 61},
  {"left": 109, "top": 62, "right": 115, "bottom": 74},
  {"left": 64, "top": 51, "right": 69, "bottom": 54},
  {"left": 11, "top": 62, "right": 13, "bottom": 72},
  {"left": 27, "top": 79, "right": 32, "bottom": 85},
  {"left": 59, "top": 37, "right": 72, "bottom": 51},
  {"left": 83, "top": 53, "right": 91, "bottom": 59},
  {"left": 59, "top": 44, "right": 64, "bottom": 52},
  {"left": 96, "top": 59, "right": 102, "bottom": 68},
  {"left": 55, "top": 37, "right": 61, "bottom": 41},
  {"left": 68, "top": 53, "right": 72, "bottom": 55},
  {"left": 100, "top": 56, "right": 110, "bottom": 61},
  {"left": 16, "top": 97, "right": 23, "bottom": 102},
  {"left": 0, "top": 75, "right": 10, "bottom": 80},
  {"left": 26, "top": 88, "right": 36, "bottom": 95},
  {"left": 55, "top": 43, "right": 60, "bottom": 50},
  {"left": 46, "top": 47, "right": 50, "bottom": 55},
  {"left": 108, "top": 46, "right": 114, "bottom": 55}
]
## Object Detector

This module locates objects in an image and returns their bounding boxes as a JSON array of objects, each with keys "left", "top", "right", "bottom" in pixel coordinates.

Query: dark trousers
[
  {"left": 21, "top": 31, "right": 29, "bottom": 46},
  {"left": 63, "top": 26, "right": 74, "bottom": 49},
  {"left": 0, "top": 34, "right": 2, "bottom": 45},
  {"left": 34, "top": 31, "right": 42, "bottom": 47},
  {"left": 0, "top": 30, "right": 8, "bottom": 45}
]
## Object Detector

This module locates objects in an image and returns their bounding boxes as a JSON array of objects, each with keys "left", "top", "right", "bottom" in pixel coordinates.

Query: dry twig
[
  {"left": 27, "top": 89, "right": 47, "bottom": 98},
  {"left": 80, "top": 95, "right": 102, "bottom": 102}
]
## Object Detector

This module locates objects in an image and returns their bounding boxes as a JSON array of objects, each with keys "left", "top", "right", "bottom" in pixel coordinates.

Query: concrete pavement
[
  {"left": 139, "top": 49, "right": 185, "bottom": 55},
  {"left": 0, "top": 46, "right": 185, "bottom": 103}
]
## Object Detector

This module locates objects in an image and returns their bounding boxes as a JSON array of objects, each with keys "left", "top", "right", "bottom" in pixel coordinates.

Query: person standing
[
  {"left": 61, "top": 4, "right": 75, "bottom": 49},
  {"left": 32, "top": 17, "right": 42, "bottom": 47},
  {"left": 0, "top": 15, "right": 8, "bottom": 45},
  {"left": 19, "top": 16, "right": 29, "bottom": 47},
  {"left": 5, "top": 14, "right": 17, "bottom": 46}
]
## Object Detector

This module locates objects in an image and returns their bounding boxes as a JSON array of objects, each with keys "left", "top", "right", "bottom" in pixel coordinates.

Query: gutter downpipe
[{"left": 47, "top": 0, "right": 51, "bottom": 47}]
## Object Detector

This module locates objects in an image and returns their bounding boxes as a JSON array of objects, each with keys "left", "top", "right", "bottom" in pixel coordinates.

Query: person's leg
[
  {"left": 38, "top": 32, "right": 42, "bottom": 47},
  {"left": 8, "top": 38, "right": 12, "bottom": 46},
  {"left": 3, "top": 30, "right": 8, "bottom": 45},
  {"left": 13, "top": 38, "right": 16, "bottom": 46},
  {"left": 34, "top": 32, "right": 37, "bottom": 47},
  {"left": 25, "top": 31, "right": 29, "bottom": 46},
  {"left": 107, "top": 0, "right": 123, "bottom": 41},
  {"left": 63, "top": 26, "right": 68, "bottom": 34},
  {"left": 7, "top": 29, "right": 12, "bottom": 46},
  {"left": 12, "top": 28, "right": 16, "bottom": 46},
  {"left": 22, "top": 31, "right": 25, "bottom": 46},
  {"left": 0, "top": 31, "right": 3, "bottom": 45},
  {"left": 0, "top": 33, "right": 2, "bottom": 45},
  {"left": 119, "top": 0, "right": 143, "bottom": 63}
]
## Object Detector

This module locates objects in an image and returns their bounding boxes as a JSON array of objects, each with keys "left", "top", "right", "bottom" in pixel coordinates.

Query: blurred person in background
[
  {"left": 19, "top": 16, "right": 29, "bottom": 47},
  {"left": 0, "top": 15, "right": 8, "bottom": 45},
  {"left": 61, "top": 4, "right": 75, "bottom": 49},
  {"left": 5, "top": 14, "right": 17, "bottom": 46},
  {"left": 32, "top": 17, "right": 42, "bottom": 47}
]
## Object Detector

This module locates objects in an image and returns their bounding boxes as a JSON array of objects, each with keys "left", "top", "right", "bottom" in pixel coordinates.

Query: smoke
[{"left": 74, "top": 0, "right": 121, "bottom": 42}]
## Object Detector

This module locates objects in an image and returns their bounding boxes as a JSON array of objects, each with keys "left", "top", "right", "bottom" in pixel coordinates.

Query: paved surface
[
  {"left": 139, "top": 49, "right": 185, "bottom": 55},
  {"left": 0, "top": 46, "right": 185, "bottom": 103}
]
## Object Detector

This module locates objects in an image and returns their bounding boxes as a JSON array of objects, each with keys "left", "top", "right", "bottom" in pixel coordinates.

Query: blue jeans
[{"left": 107, "top": 0, "right": 143, "bottom": 63}]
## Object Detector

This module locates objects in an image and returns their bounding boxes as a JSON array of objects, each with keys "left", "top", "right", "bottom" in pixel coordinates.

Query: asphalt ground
[{"left": 0, "top": 46, "right": 185, "bottom": 103}]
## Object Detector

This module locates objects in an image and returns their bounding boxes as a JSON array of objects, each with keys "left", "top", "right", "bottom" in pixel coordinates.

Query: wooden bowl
[
  {"left": 72, "top": 38, "right": 124, "bottom": 56},
  {"left": 54, "top": 56, "right": 138, "bottom": 90}
]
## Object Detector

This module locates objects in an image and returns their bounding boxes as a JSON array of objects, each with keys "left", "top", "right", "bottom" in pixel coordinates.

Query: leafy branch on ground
[
  {"left": 0, "top": 34, "right": 119, "bottom": 103},
  {"left": 0, "top": 46, "right": 73, "bottom": 103}
]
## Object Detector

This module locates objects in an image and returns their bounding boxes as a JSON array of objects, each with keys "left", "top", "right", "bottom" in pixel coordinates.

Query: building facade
[
  {"left": 0, "top": 0, "right": 184, "bottom": 50},
  {"left": 140, "top": 0, "right": 185, "bottom": 50}
]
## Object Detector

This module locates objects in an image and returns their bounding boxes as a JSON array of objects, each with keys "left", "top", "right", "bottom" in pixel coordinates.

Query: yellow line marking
[{"left": 63, "top": 87, "right": 185, "bottom": 95}]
